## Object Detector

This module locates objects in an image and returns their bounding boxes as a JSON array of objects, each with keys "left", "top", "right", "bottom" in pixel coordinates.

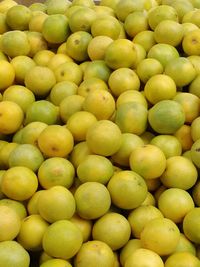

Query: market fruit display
[{"left": 0, "top": 0, "right": 200, "bottom": 266}]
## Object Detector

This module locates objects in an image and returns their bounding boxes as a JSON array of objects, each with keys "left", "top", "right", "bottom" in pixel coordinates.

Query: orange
[
  {"left": 119, "top": 239, "right": 142, "bottom": 266},
  {"left": 133, "top": 30, "right": 156, "bottom": 52},
  {"left": 174, "top": 124, "right": 193, "bottom": 151},
  {"left": 28, "top": 11, "right": 48, "bottom": 33},
  {"left": 26, "top": 31, "right": 48, "bottom": 58},
  {"left": 69, "top": 141, "right": 92, "bottom": 169},
  {"left": 165, "top": 252, "right": 200, "bottom": 267},
  {"left": 77, "top": 77, "right": 108, "bottom": 97},
  {"left": 0, "top": 60, "right": 15, "bottom": 91},
  {"left": 83, "top": 60, "right": 111, "bottom": 82}
]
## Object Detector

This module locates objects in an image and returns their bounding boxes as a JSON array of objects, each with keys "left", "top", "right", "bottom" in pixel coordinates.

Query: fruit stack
[{"left": 0, "top": 0, "right": 200, "bottom": 266}]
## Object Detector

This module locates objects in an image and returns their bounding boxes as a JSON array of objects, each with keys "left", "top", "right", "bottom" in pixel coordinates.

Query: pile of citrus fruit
[{"left": 0, "top": 0, "right": 200, "bottom": 266}]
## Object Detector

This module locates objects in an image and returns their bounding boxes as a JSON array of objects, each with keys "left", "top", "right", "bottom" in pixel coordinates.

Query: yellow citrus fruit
[
  {"left": 28, "top": 11, "right": 48, "bottom": 33},
  {"left": 87, "top": 35, "right": 113, "bottom": 61},
  {"left": 17, "top": 214, "right": 49, "bottom": 251},
  {"left": 188, "top": 55, "right": 200, "bottom": 75},
  {"left": 1, "top": 166, "right": 38, "bottom": 201},
  {"left": 136, "top": 58, "right": 163, "bottom": 84},
  {"left": 77, "top": 77, "right": 108, "bottom": 97},
  {"left": 38, "top": 125, "right": 74, "bottom": 158},
  {"left": 42, "top": 14, "right": 70, "bottom": 44},
  {"left": 0, "top": 142, "right": 18, "bottom": 170},
  {"left": 133, "top": 30, "right": 156, "bottom": 52},
  {"left": 141, "top": 217, "right": 180, "bottom": 256},
  {"left": 154, "top": 20, "right": 183, "bottom": 47},
  {"left": 74, "top": 182, "right": 111, "bottom": 219},
  {"left": 38, "top": 157, "right": 75, "bottom": 189},
  {"left": 173, "top": 92, "right": 200, "bottom": 124},
  {"left": 49, "top": 81, "right": 78, "bottom": 106},
  {"left": 164, "top": 57, "right": 196, "bottom": 87},
  {"left": 144, "top": 74, "right": 177, "bottom": 104},
  {"left": 182, "top": 29, "right": 200, "bottom": 56},
  {"left": 86, "top": 120, "right": 122, "bottom": 156},
  {"left": 20, "top": 121, "right": 48, "bottom": 146},
  {"left": 119, "top": 239, "right": 142, "bottom": 266},
  {"left": 124, "top": 11, "right": 148, "bottom": 38},
  {"left": 8, "top": 143, "right": 44, "bottom": 172},
  {"left": 189, "top": 74, "right": 200, "bottom": 98},
  {"left": 183, "top": 207, "right": 200, "bottom": 244},
  {"left": 83, "top": 60, "right": 111, "bottom": 82},
  {"left": 69, "top": 141, "right": 92, "bottom": 169},
  {"left": 25, "top": 66, "right": 56, "bottom": 97},
  {"left": 0, "top": 198, "right": 27, "bottom": 220},
  {"left": 0, "top": 101, "right": 24, "bottom": 135},
  {"left": 93, "top": 5, "right": 115, "bottom": 18},
  {"left": 70, "top": 213, "right": 93, "bottom": 243},
  {"left": 128, "top": 205, "right": 164, "bottom": 238},
  {"left": 111, "top": 133, "right": 144, "bottom": 167},
  {"left": 92, "top": 212, "right": 131, "bottom": 250},
  {"left": 38, "top": 186, "right": 76, "bottom": 223},
  {"left": 0, "top": 240, "right": 30, "bottom": 267},
  {"left": 0, "top": 0, "right": 17, "bottom": 13},
  {"left": 33, "top": 49, "right": 55, "bottom": 66},
  {"left": 59, "top": 95, "right": 85, "bottom": 123},
  {"left": 0, "top": 60, "right": 15, "bottom": 91},
  {"left": 174, "top": 233, "right": 196, "bottom": 255},
  {"left": 46, "top": 0, "right": 71, "bottom": 15},
  {"left": 10, "top": 56, "right": 36, "bottom": 85},
  {"left": 66, "top": 111, "right": 97, "bottom": 141},
  {"left": 158, "top": 188, "right": 194, "bottom": 223},
  {"left": 129, "top": 144, "right": 167, "bottom": 179},
  {"left": 74, "top": 240, "right": 115, "bottom": 267},
  {"left": 148, "top": 100, "right": 185, "bottom": 134},
  {"left": 0, "top": 205, "right": 21, "bottom": 241},
  {"left": 107, "top": 170, "right": 148, "bottom": 209},
  {"left": 3, "top": 85, "right": 35, "bottom": 113},
  {"left": 108, "top": 68, "right": 140, "bottom": 97},
  {"left": 83, "top": 89, "right": 115, "bottom": 120},
  {"left": 26, "top": 31, "right": 48, "bottom": 58},
  {"left": 191, "top": 117, "right": 200, "bottom": 142},
  {"left": 160, "top": 156, "right": 198, "bottom": 190},
  {"left": 69, "top": 6, "right": 96, "bottom": 32},
  {"left": 105, "top": 38, "right": 137, "bottom": 69},
  {"left": 165, "top": 251, "right": 200, "bottom": 267},
  {"left": 39, "top": 251, "right": 53, "bottom": 265},
  {"left": 0, "top": 13, "right": 9, "bottom": 34},
  {"left": 115, "top": 102, "right": 148, "bottom": 135},
  {"left": 77, "top": 154, "right": 113, "bottom": 184},
  {"left": 40, "top": 259, "right": 72, "bottom": 267},
  {"left": 27, "top": 190, "right": 44, "bottom": 215},
  {"left": 42, "top": 220, "right": 83, "bottom": 260},
  {"left": 116, "top": 90, "right": 148, "bottom": 109},
  {"left": 1, "top": 30, "right": 30, "bottom": 58},
  {"left": 125, "top": 248, "right": 164, "bottom": 267},
  {"left": 150, "top": 134, "right": 182, "bottom": 158},
  {"left": 6, "top": 4, "right": 31, "bottom": 31},
  {"left": 174, "top": 124, "right": 193, "bottom": 152},
  {"left": 25, "top": 100, "right": 58, "bottom": 125},
  {"left": 47, "top": 53, "right": 73, "bottom": 71},
  {"left": 191, "top": 139, "right": 200, "bottom": 168},
  {"left": 54, "top": 61, "right": 83, "bottom": 85}
]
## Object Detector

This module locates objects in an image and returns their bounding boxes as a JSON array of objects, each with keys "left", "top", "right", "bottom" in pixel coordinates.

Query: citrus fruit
[
  {"left": 124, "top": 248, "right": 164, "bottom": 267},
  {"left": 83, "top": 89, "right": 115, "bottom": 120},
  {"left": 144, "top": 74, "right": 177, "bottom": 104},
  {"left": 42, "top": 14, "right": 70, "bottom": 44},
  {"left": 26, "top": 31, "right": 48, "bottom": 58},
  {"left": 74, "top": 240, "right": 115, "bottom": 267},
  {"left": 158, "top": 188, "right": 195, "bottom": 223},
  {"left": 115, "top": 102, "right": 148, "bottom": 135},
  {"left": 107, "top": 170, "right": 148, "bottom": 209},
  {"left": 40, "top": 259, "right": 72, "bottom": 267},
  {"left": 0, "top": 241, "right": 30, "bottom": 267},
  {"left": 148, "top": 100, "right": 185, "bottom": 134},
  {"left": 119, "top": 239, "right": 142, "bottom": 266},
  {"left": 38, "top": 125, "right": 74, "bottom": 158},
  {"left": 0, "top": 142, "right": 19, "bottom": 170},
  {"left": 2, "top": 85, "right": 35, "bottom": 113},
  {"left": 8, "top": 144, "right": 44, "bottom": 172},
  {"left": 0, "top": 60, "right": 15, "bottom": 91},
  {"left": 17, "top": 214, "right": 49, "bottom": 251},
  {"left": 160, "top": 156, "right": 198, "bottom": 190},
  {"left": 141, "top": 217, "right": 180, "bottom": 256},
  {"left": 116, "top": 90, "right": 148, "bottom": 109},
  {"left": 165, "top": 252, "right": 200, "bottom": 267},
  {"left": 33, "top": 49, "right": 55, "bottom": 66},
  {"left": 128, "top": 205, "right": 164, "bottom": 238},
  {"left": 174, "top": 233, "right": 196, "bottom": 255},
  {"left": 38, "top": 157, "right": 75, "bottom": 189},
  {"left": 25, "top": 66, "right": 56, "bottom": 97},
  {"left": 105, "top": 39, "right": 137, "bottom": 69},
  {"left": 191, "top": 139, "right": 200, "bottom": 168},
  {"left": 182, "top": 29, "right": 200, "bottom": 56},
  {"left": 133, "top": 30, "right": 156, "bottom": 52},
  {"left": 108, "top": 67, "right": 140, "bottom": 97},
  {"left": 28, "top": 11, "right": 48, "bottom": 33},
  {"left": 1, "top": 30, "right": 30, "bottom": 58},
  {"left": 74, "top": 181, "right": 111, "bottom": 219},
  {"left": 27, "top": 190, "right": 44, "bottom": 215},
  {"left": 42, "top": 219, "right": 83, "bottom": 260},
  {"left": 86, "top": 120, "right": 122, "bottom": 156},
  {"left": 191, "top": 117, "right": 200, "bottom": 141},
  {"left": 69, "top": 141, "right": 92, "bottom": 169},
  {"left": 92, "top": 212, "right": 131, "bottom": 250},
  {"left": 77, "top": 77, "right": 108, "bottom": 97},
  {"left": 0, "top": 205, "right": 21, "bottom": 241},
  {"left": 83, "top": 60, "right": 111, "bottom": 82},
  {"left": 0, "top": 101, "right": 24, "bottom": 135},
  {"left": 38, "top": 186, "right": 75, "bottom": 223},
  {"left": 124, "top": 11, "right": 148, "bottom": 38},
  {"left": 25, "top": 100, "right": 58, "bottom": 125},
  {"left": 77, "top": 154, "right": 114, "bottom": 184}
]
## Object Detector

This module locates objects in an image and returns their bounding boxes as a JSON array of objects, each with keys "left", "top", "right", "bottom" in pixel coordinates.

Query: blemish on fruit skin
[
  {"left": 195, "top": 148, "right": 200, "bottom": 152},
  {"left": 192, "top": 38, "right": 198, "bottom": 44},
  {"left": 60, "top": 71, "right": 65, "bottom": 76},
  {"left": 74, "top": 39, "right": 80, "bottom": 45}
]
